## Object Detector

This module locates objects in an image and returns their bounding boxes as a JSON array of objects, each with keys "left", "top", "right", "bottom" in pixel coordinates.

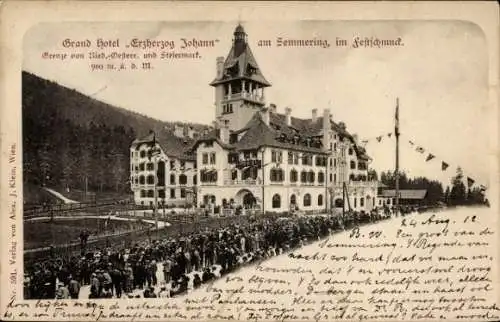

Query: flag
[
  {"left": 467, "top": 177, "right": 475, "bottom": 188},
  {"left": 387, "top": 133, "right": 392, "bottom": 138},
  {"left": 416, "top": 146, "right": 425, "bottom": 153},
  {"left": 376, "top": 136, "right": 382, "bottom": 142},
  {"left": 441, "top": 162, "right": 449, "bottom": 171},
  {"left": 409, "top": 140, "right": 414, "bottom": 146},
  {"left": 425, "top": 154, "right": 435, "bottom": 162}
]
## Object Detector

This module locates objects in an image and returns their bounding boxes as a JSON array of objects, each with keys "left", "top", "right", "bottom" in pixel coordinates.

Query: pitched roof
[
  {"left": 378, "top": 189, "right": 427, "bottom": 200},
  {"left": 210, "top": 30, "right": 270, "bottom": 87},
  {"left": 131, "top": 130, "right": 196, "bottom": 161}
]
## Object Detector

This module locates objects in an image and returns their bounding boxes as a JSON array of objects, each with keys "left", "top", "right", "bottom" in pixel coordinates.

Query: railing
[
  {"left": 224, "top": 92, "right": 264, "bottom": 103},
  {"left": 223, "top": 179, "right": 261, "bottom": 185}
]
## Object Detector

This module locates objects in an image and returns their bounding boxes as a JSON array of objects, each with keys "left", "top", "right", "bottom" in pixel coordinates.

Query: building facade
[{"left": 130, "top": 24, "right": 379, "bottom": 214}]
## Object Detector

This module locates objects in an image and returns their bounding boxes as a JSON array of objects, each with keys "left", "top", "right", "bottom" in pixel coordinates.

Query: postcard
[{"left": 1, "top": 1, "right": 499, "bottom": 321}]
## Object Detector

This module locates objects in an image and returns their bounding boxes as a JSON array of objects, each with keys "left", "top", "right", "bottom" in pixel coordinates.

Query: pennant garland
[
  {"left": 376, "top": 136, "right": 382, "bottom": 142},
  {"left": 416, "top": 146, "right": 425, "bottom": 153},
  {"left": 441, "top": 162, "right": 449, "bottom": 171},
  {"left": 425, "top": 154, "right": 435, "bottom": 162},
  {"left": 467, "top": 177, "right": 475, "bottom": 188},
  {"left": 409, "top": 140, "right": 414, "bottom": 146},
  {"left": 387, "top": 133, "right": 392, "bottom": 138}
]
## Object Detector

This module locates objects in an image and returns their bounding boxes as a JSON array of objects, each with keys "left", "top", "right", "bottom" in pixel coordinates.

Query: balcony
[
  {"left": 224, "top": 91, "right": 264, "bottom": 103},
  {"left": 224, "top": 179, "right": 262, "bottom": 186}
]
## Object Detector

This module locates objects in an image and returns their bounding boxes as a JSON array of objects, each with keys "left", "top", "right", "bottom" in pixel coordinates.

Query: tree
[{"left": 449, "top": 167, "right": 466, "bottom": 205}]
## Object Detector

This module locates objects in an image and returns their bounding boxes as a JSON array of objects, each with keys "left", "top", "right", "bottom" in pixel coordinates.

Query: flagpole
[{"left": 395, "top": 98, "right": 400, "bottom": 217}]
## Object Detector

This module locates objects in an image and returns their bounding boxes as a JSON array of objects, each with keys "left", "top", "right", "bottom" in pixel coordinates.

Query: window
[
  {"left": 350, "top": 161, "right": 356, "bottom": 169},
  {"left": 170, "top": 189, "right": 176, "bottom": 199},
  {"left": 179, "top": 174, "right": 187, "bottom": 185},
  {"left": 243, "top": 167, "right": 258, "bottom": 180},
  {"left": 180, "top": 188, "right": 186, "bottom": 198},
  {"left": 193, "top": 175, "right": 197, "bottom": 185},
  {"left": 358, "top": 161, "right": 367, "bottom": 171},
  {"left": 360, "top": 198, "right": 364, "bottom": 207},
  {"left": 210, "top": 152, "right": 216, "bottom": 164},
  {"left": 134, "top": 177, "right": 139, "bottom": 184},
  {"left": 290, "top": 194, "right": 296, "bottom": 205},
  {"left": 349, "top": 148, "right": 353, "bottom": 155},
  {"left": 231, "top": 169, "right": 238, "bottom": 180},
  {"left": 308, "top": 170, "right": 315, "bottom": 183},
  {"left": 349, "top": 174, "right": 355, "bottom": 181},
  {"left": 140, "top": 150, "right": 146, "bottom": 158},
  {"left": 318, "top": 172, "right": 325, "bottom": 183},
  {"left": 329, "top": 158, "right": 332, "bottom": 167},
  {"left": 139, "top": 163, "right": 145, "bottom": 171},
  {"left": 139, "top": 175, "right": 145, "bottom": 185},
  {"left": 315, "top": 156, "right": 327, "bottom": 167},
  {"left": 170, "top": 160, "right": 175, "bottom": 169},
  {"left": 271, "top": 150, "right": 283, "bottom": 163},
  {"left": 158, "top": 190, "right": 165, "bottom": 199},
  {"left": 146, "top": 162, "right": 154, "bottom": 171},
  {"left": 140, "top": 190, "right": 146, "bottom": 198},
  {"left": 270, "top": 168, "right": 284, "bottom": 182},
  {"left": 334, "top": 173, "right": 337, "bottom": 183},
  {"left": 147, "top": 190, "right": 154, "bottom": 198},
  {"left": 202, "top": 153, "right": 208, "bottom": 165},
  {"left": 288, "top": 152, "right": 294, "bottom": 164},
  {"left": 318, "top": 194, "right": 323, "bottom": 206},
  {"left": 303, "top": 194, "right": 311, "bottom": 207},
  {"left": 300, "top": 170, "right": 307, "bottom": 183},
  {"left": 302, "top": 154, "right": 313, "bottom": 166},
  {"left": 334, "top": 142, "right": 337, "bottom": 151},
  {"left": 290, "top": 169, "right": 298, "bottom": 183},
  {"left": 147, "top": 175, "right": 155, "bottom": 185},
  {"left": 272, "top": 194, "right": 281, "bottom": 209}
]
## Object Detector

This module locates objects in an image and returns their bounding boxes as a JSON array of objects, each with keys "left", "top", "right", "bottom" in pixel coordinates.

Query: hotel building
[{"left": 130, "top": 25, "right": 379, "bottom": 214}]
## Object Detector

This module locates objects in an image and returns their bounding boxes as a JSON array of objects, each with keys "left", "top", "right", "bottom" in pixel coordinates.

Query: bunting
[
  {"left": 425, "top": 154, "right": 435, "bottom": 162},
  {"left": 376, "top": 136, "right": 382, "bottom": 142},
  {"left": 441, "top": 162, "right": 449, "bottom": 171},
  {"left": 387, "top": 133, "right": 392, "bottom": 138},
  {"left": 409, "top": 140, "right": 415, "bottom": 146},
  {"left": 416, "top": 146, "right": 425, "bottom": 153}
]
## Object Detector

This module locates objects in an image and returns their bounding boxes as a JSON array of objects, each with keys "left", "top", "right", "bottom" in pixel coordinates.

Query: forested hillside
[{"left": 22, "top": 71, "right": 207, "bottom": 203}]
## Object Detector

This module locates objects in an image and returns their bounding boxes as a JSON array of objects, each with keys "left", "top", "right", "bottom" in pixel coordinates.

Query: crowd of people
[{"left": 24, "top": 209, "right": 392, "bottom": 300}]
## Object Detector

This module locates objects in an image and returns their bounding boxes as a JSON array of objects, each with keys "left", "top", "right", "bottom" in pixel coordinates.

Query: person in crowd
[{"left": 68, "top": 275, "right": 81, "bottom": 299}]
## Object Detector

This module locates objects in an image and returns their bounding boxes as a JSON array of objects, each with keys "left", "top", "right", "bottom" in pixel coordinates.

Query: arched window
[
  {"left": 170, "top": 174, "right": 176, "bottom": 184},
  {"left": 300, "top": 171, "right": 307, "bottom": 183},
  {"left": 348, "top": 148, "right": 353, "bottom": 155},
  {"left": 308, "top": 170, "right": 315, "bottom": 183},
  {"left": 290, "top": 169, "right": 298, "bottom": 183},
  {"left": 140, "top": 190, "right": 146, "bottom": 198},
  {"left": 139, "top": 175, "right": 145, "bottom": 185},
  {"left": 179, "top": 174, "right": 187, "bottom": 185},
  {"left": 231, "top": 169, "right": 238, "bottom": 180},
  {"left": 140, "top": 150, "right": 146, "bottom": 158},
  {"left": 318, "top": 194, "right": 323, "bottom": 206},
  {"left": 147, "top": 175, "right": 155, "bottom": 185},
  {"left": 290, "top": 194, "right": 296, "bottom": 205},
  {"left": 318, "top": 172, "right": 325, "bottom": 183},
  {"left": 272, "top": 194, "right": 281, "bottom": 209},
  {"left": 360, "top": 197, "right": 364, "bottom": 207},
  {"left": 350, "top": 160, "right": 356, "bottom": 169},
  {"left": 303, "top": 194, "right": 311, "bottom": 207}
]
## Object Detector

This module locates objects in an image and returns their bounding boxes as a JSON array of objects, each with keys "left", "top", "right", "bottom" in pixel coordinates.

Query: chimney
[
  {"left": 269, "top": 103, "right": 277, "bottom": 113},
  {"left": 216, "top": 56, "right": 224, "bottom": 79},
  {"left": 312, "top": 108, "right": 318, "bottom": 123},
  {"left": 261, "top": 107, "right": 270, "bottom": 126},
  {"left": 187, "top": 126, "right": 196, "bottom": 139},
  {"left": 285, "top": 107, "right": 292, "bottom": 126},
  {"left": 322, "top": 108, "right": 331, "bottom": 150},
  {"left": 174, "top": 124, "right": 184, "bottom": 137}
]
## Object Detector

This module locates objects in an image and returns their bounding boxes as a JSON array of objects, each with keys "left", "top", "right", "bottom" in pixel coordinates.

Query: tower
[{"left": 210, "top": 24, "right": 271, "bottom": 131}]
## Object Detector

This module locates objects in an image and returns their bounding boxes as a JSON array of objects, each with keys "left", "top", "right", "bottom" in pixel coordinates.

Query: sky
[{"left": 23, "top": 20, "right": 492, "bottom": 189}]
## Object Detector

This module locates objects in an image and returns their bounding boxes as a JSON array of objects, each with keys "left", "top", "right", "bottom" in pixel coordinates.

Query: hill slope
[{"left": 22, "top": 71, "right": 209, "bottom": 205}]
